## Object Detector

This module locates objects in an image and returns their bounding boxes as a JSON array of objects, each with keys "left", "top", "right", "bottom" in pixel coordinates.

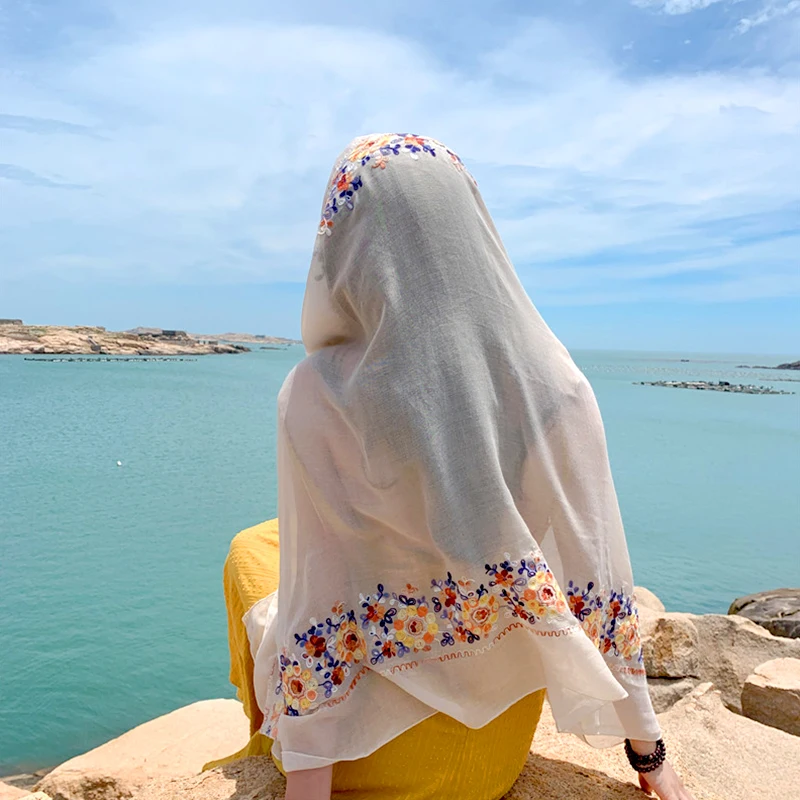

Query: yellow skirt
[{"left": 205, "top": 519, "right": 546, "bottom": 800}]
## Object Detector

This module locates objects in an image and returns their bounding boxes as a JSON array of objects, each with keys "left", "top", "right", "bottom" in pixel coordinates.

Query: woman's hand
[{"left": 638, "top": 760, "right": 696, "bottom": 800}]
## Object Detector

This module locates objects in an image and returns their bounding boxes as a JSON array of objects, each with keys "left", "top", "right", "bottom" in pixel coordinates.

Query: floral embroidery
[
  {"left": 487, "top": 556, "right": 570, "bottom": 621},
  {"left": 268, "top": 554, "right": 643, "bottom": 729},
  {"left": 393, "top": 603, "right": 440, "bottom": 651},
  {"left": 318, "top": 133, "right": 473, "bottom": 236},
  {"left": 567, "top": 581, "right": 643, "bottom": 663},
  {"left": 334, "top": 615, "right": 369, "bottom": 663},
  {"left": 280, "top": 657, "right": 319, "bottom": 714}
]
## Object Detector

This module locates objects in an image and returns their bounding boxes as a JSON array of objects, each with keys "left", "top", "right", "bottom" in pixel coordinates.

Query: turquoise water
[{"left": 1, "top": 348, "right": 798, "bottom": 773}]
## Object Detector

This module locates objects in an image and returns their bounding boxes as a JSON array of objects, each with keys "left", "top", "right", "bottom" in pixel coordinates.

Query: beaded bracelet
[{"left": 624, "top": 738, "right": 667, "bottom": 773}]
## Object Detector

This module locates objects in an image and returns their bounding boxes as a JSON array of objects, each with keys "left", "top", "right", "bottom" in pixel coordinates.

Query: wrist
[
  {"left": 624, "top": 738, "right": 666, "bottom": 773},
  {"left": 628, "top": 738, "right": 658, "bottom": 756}
]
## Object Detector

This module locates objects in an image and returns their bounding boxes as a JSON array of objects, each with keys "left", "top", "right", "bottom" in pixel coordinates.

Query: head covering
[{"left": 245, "top": 133, "right": 660, "bottom": 772}]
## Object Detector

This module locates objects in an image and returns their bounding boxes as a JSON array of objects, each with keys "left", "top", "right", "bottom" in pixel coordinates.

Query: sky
[{"left": 1, "top": 0, "right": 798, "bottom": 353}]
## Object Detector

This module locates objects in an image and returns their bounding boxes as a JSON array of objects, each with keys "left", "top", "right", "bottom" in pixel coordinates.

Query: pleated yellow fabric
[{"left": 204, "top": 519, "right": 546, "bottom": 799}]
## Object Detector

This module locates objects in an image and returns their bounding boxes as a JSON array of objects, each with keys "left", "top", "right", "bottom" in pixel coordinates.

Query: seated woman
[{"left": 207, "top": 133, "right": 695, "bottom": 800}]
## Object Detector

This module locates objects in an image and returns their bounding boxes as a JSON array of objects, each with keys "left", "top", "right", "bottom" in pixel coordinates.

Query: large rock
[
  {"left": 640, "top": 612, "right": 699, "bottom": 678},
  {"left": 729, "top": 588, "right": 800, "bottom": 639},
  {"left": 692, "top": 613, "right": 800, "bottom": 712},
  {"left": 654, "top": 683, "right": 800, "bottom": 800},
  {"left": 633, "top": 586, "right": 665, "bottom": 613},
  {"left": 742, "top": 657, "right": 800, "bottom": 736},
  {"left": 37, "top": 700, "right": 249, "bottom": 800},
  {"left": 639, "top": 605, "right": 800, "bottom": 712},
  {"left": 0, "top": 782, "right": 29, "bottom": 800},
  {"left": 646, "top": 677, "right": 699, "bottom": 713},
  {"left": 139, "top": 686, "right": 800, "bottom": 800}
]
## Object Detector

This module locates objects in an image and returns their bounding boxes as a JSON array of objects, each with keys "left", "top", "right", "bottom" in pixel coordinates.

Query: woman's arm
[{"left": 285, "top": 765, "right": 333, "bottom": 800}]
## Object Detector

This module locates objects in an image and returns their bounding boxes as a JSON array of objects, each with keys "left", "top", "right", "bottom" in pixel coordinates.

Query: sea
[{"left": 1, "top": 347, "right": 798, "bottom": 774}]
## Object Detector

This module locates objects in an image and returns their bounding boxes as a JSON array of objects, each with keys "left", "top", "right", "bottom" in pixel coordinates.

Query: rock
[
  {"left": 692, "top": 613, "right": 800, "bottom": 712},
  {"left": 36, "top": 700, "right": 249, "bottom": 800},
  {"left": 17, "top": 794, "right": 51, "bottom": 800},
  {"left": 140, "top": 687, "right": 800, "bottom": 800},
  {"left": 0, "top": 324, "right": 251, "bottom": 356},
  {"left": 647, "top": 677, "right": 699, "bottom": 713},
  {"left": 0, "top": 782, "right": 29, "bottom": 800},
  {"left": 729, "top": 588, "right": 800, "bottom": 639},
  {"left": 634, "top": 586, "right": 665, "bottom": 612},
  {"left": 138, "top": 758, "right": 283, "bottom": 800},
  {"left": 638, "top": 606, "right": 800, "bottom": 712},
  {"left": 742, "top": 657, "right": 800, "bottom": 736},
  {"left": 640, "top": 612, "right": 699, "bottom": 678},
  {"left": 653, "top": 682, "right": 800, "bottom": 800}
]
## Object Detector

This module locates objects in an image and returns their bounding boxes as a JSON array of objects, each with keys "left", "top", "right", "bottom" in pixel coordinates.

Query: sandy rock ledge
[
  {"left": 36, "top": 700, "right": 248, "bottom": 800},
  {"left": 137, "top": 684, "right": 800, "bottom": 800},
  {"left": 742, "top": 657, "right": 800, "bottom": 736}
]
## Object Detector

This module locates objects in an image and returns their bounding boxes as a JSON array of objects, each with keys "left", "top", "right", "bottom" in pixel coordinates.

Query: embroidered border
[
  {"left": 317, "top": 133, "right": 474, "bottom": 237},
  {"left": 263, "top": 551, "right": 644, "bottom": 735}
]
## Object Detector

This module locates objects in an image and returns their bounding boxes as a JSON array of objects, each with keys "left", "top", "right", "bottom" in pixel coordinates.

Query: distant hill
[{"left": 187, "top": 331, "right": 301, "bottom": 344}]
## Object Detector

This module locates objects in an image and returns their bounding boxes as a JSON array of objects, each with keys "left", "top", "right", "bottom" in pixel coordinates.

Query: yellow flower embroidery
[
  {"left": 611, "top": 616, "right": 641, "bottom": 660},
  {"left": 582, "top": 608, "right": 604, "bottom": 647},
  {"left": 335, "top": 618, "right": 368, "bottom": 664},
  {"left": 394, "top": 604, "right": 439, "bottom": 651},
  {"left": 520, "top": 569, "right": 568, "bottom": 618},
  {"left": 282, "top": 663, "right": 319, "bottom": 713},
  {"left": 461, "top": 593, "right": 500, "bottom": 637}
]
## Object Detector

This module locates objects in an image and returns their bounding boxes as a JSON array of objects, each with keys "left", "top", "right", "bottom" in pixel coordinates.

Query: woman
[{"left": 212, "top": 133, "right": 696, "bottom": 800}]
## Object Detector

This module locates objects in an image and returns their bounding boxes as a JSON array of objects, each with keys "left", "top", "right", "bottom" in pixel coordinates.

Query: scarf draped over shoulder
[{"left": 244, "top": 133, "right": 661, "bottom": 772}]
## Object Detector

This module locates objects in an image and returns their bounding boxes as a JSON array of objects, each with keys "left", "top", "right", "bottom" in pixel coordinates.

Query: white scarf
[{"left": 245, "top": 133, "right": 661, "bottom": 772}]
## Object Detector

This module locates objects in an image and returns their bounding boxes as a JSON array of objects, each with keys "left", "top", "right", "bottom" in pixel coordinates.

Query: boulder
[
  {"left": 638, "top": 606, "right": 800, "bottom": 712},
  {"left": 646, "top": 677, "right": 699, "bottom": 713},
  {"left": 692, "top": 613, "right": 800, "bottom": 712},
  {"left": 139, "top": 686, "right": 800, "bottom": 800},
  {"left": 634, "top": 586, "right": 665, "bottom": 613},
  {"left": 729, "top": 588, "right": 800, "bottom": 639},
  {"left": 640, "top": 613, "right": 699, "bottom": 678},
  {"left": 742, "top": 657, "right": 800, "bottom": 736},
  {"left": 36, "top": 700, "right": 249, "bottom": 800},
  {"left": 653, "top": 682, "right": 800, "bottom": 800},
  {"left": 0, "top": 783, "right": 29, "bottom": 800}
]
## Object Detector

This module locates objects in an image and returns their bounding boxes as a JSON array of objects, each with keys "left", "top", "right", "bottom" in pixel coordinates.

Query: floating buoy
[{"left": 116, "top": 461, "right": 122, "bottom": 467}]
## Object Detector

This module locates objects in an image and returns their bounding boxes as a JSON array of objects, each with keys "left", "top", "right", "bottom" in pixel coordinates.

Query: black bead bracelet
[{"left": 624, "top": 738, "right": 666, "bottom": 773}]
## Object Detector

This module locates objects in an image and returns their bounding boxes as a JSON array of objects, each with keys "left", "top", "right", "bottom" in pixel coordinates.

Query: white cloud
[
  {"left": 737, "top": 0, "right": 800, "bottom": 31},
  {"left": 631, "top": 0, "right": 727, "bottom": 14},
  {"left": 0, "top": 16, "right": 798, "bottom": 307}
]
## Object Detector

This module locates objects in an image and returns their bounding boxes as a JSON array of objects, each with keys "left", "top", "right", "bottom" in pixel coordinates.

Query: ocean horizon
[{"left": 1, "top": 346, "right": 798, "bottom": 775}]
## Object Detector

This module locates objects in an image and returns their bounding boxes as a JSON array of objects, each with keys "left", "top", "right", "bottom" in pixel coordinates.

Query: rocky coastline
[
  {"left": 737, "top": 360, "right": 800, "bottom": 370},
  {"left": 635, "top": 379, "right": 794, "bottom": 395},
  {"left": 3, "top": 586, "right": 799, "bottom": 800},
  {"left": 0, "top": 323, "right": 250, "bottom": 356}
]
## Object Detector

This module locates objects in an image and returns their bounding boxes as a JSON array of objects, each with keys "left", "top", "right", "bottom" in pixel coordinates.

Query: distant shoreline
[{"left": 0, "top": 322, "right": 300, "bottom": 356}]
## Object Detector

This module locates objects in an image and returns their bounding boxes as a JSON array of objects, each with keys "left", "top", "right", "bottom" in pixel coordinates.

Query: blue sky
[{"left": 1, "top": 0, "right": 798, "bottom": 352}]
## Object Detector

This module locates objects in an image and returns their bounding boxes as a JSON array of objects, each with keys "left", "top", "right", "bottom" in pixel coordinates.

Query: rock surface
[
  {"left": 646, "top": 677, "right": 699, "bottom": 713},
  {"left": 640, "top": 613, "right": 699, "bottom": 678},
  {"left": 637, "top": 589, "right": 800, "bottom": 713},
  {"left": 742, "top": 657, "right": 800, "bottom": 736},
  {"left": 36, "top": 700, "right": 249, "bottom": 800},
  {"left": 729, "top": 587, "right": 800, "bottom": 639},
  {"left": 691, "top": 612, "right": 800, "bottom": 712},
  {"left": 634, "top": 585, "right": 665, "bottom": 612},
  {"left": 0, "top": 782, "right": 29, "bottom": 800},
  {"left": 0, "top": 324, "right": 249, "bottom": 356},
  {"left": 138, "top": 685, "right": 800, "bottom": 800}
]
